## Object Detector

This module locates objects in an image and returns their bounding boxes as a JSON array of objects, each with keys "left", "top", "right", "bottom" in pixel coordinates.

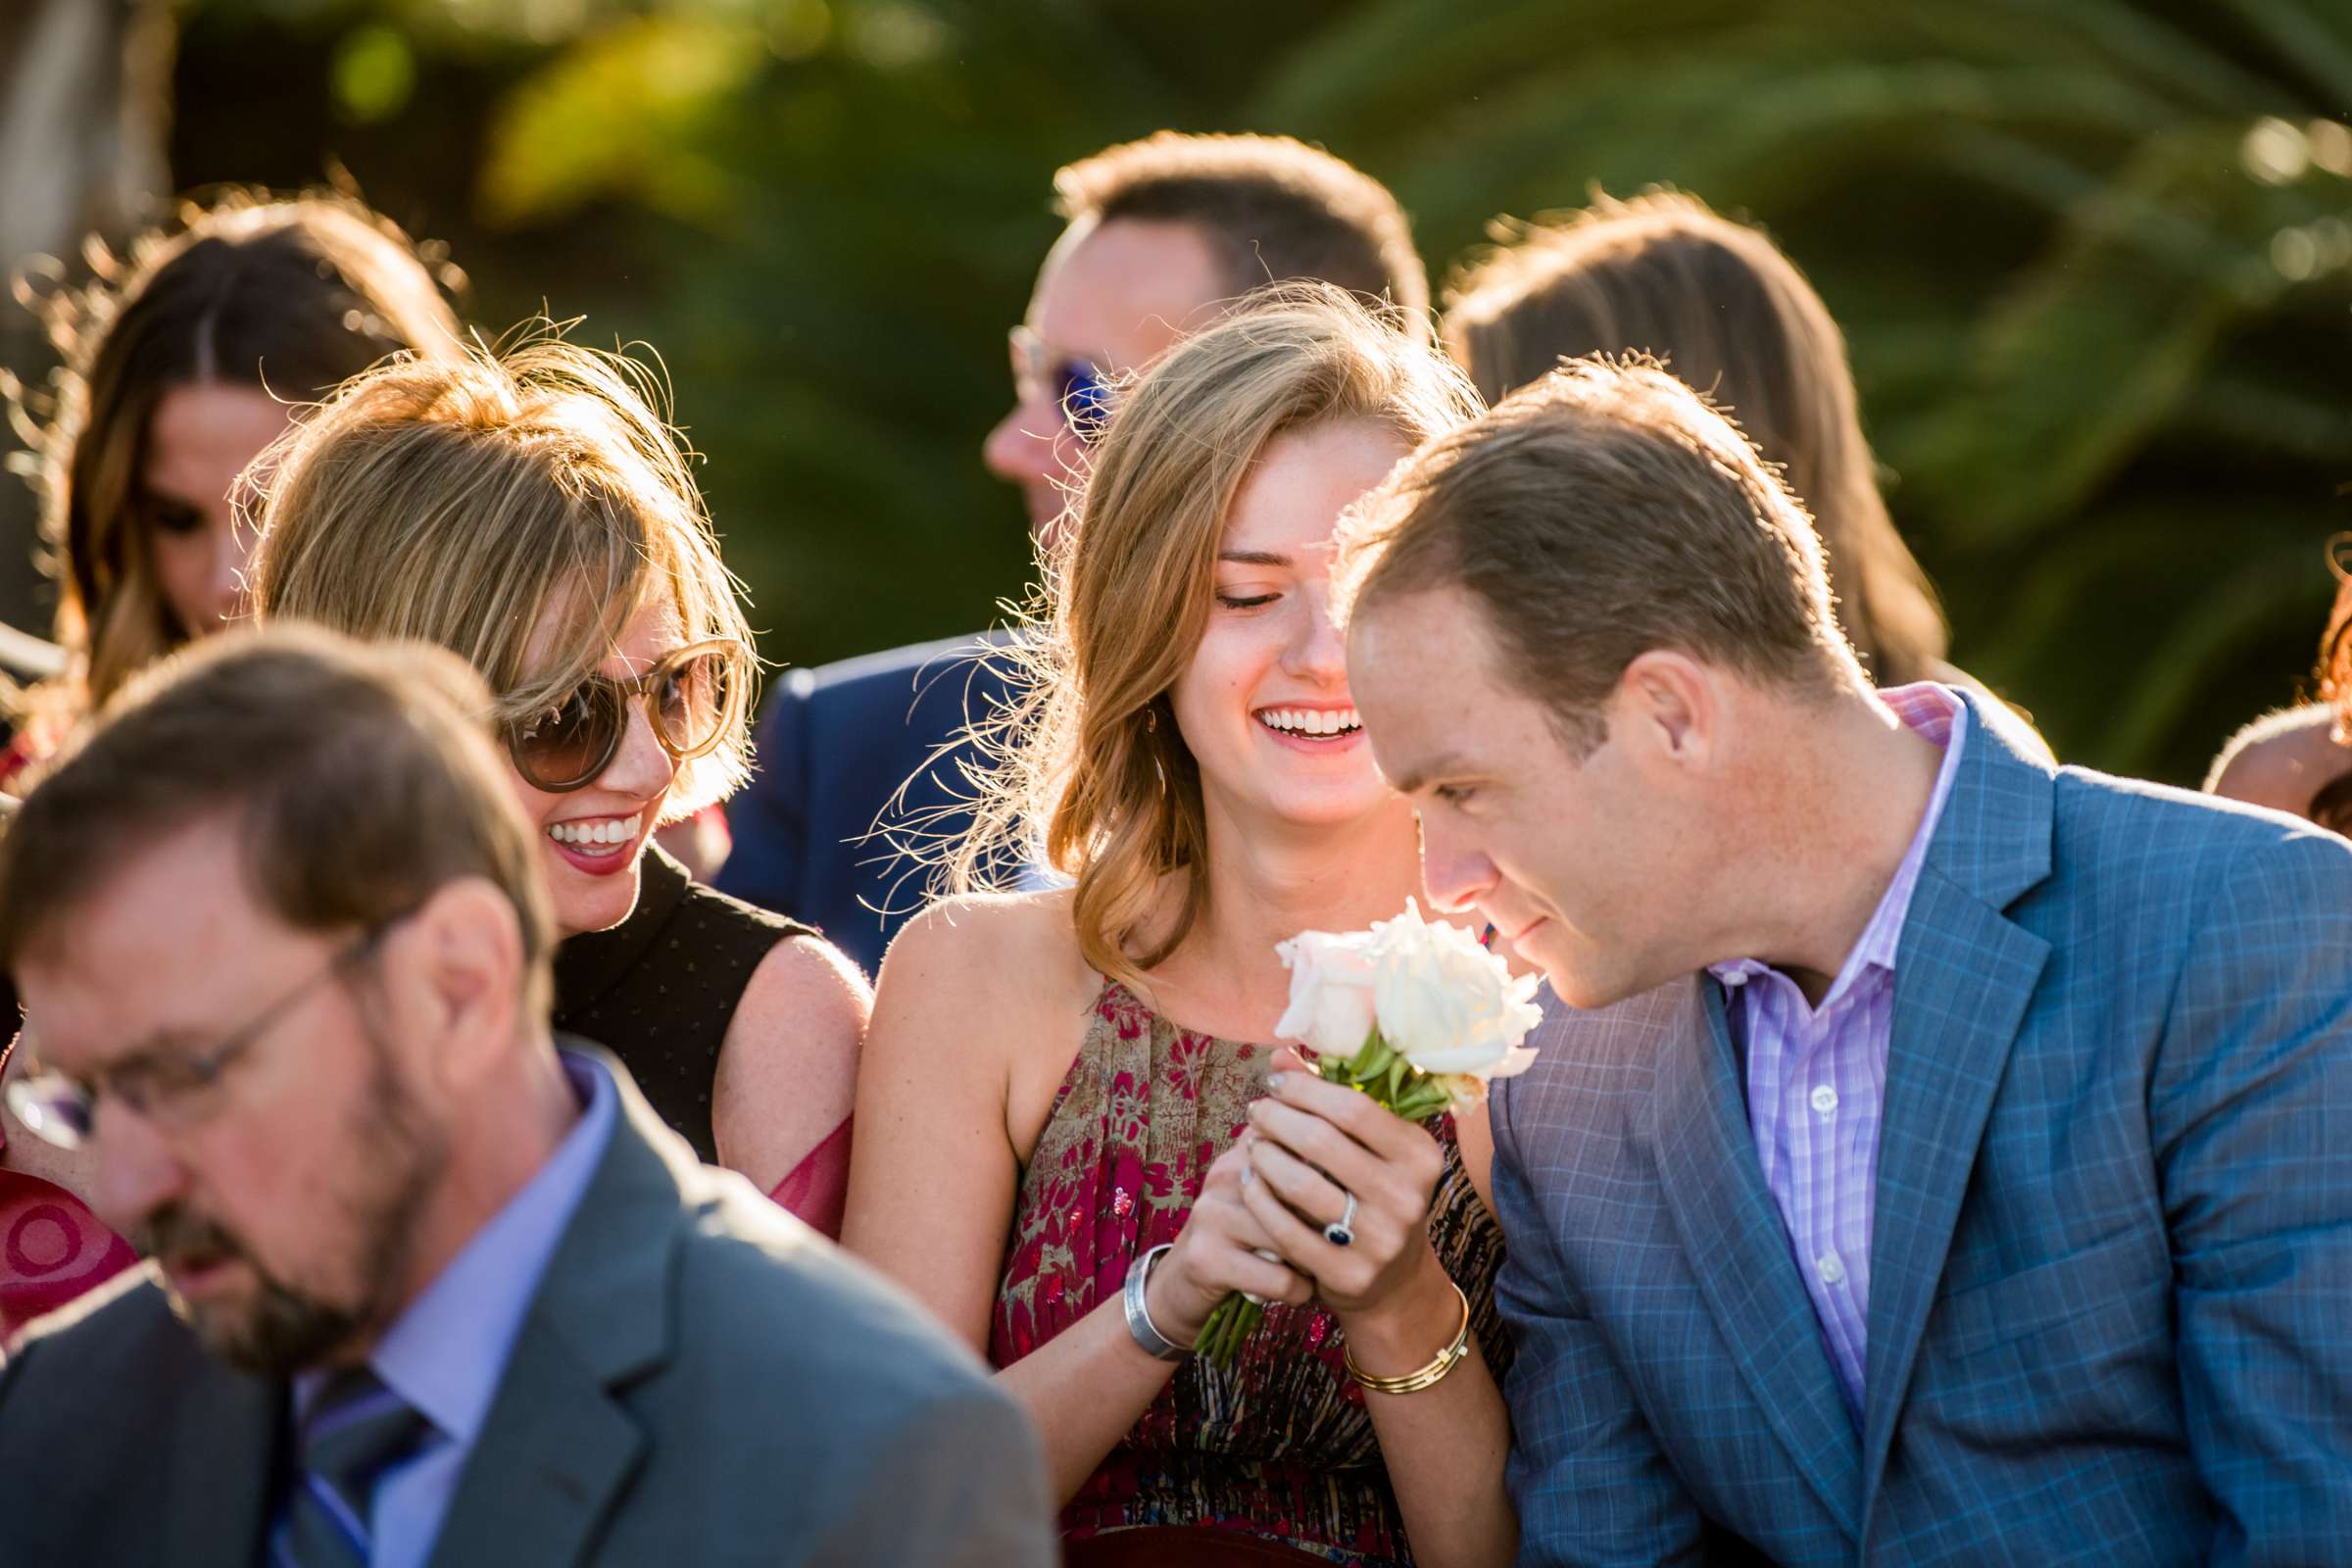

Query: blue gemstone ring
[{"left": 1324, "top": 1191, "right": 1358, "bottom": 1248}]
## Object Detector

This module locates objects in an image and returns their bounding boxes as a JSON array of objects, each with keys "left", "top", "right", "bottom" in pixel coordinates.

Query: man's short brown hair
[
  {"left": 0, "top": 624, "right": 554, "bottom": 1011},
  {"left": 1339, "top": 357, "right": 1858, "bottom": 756},
  {"left": 1054, "top": 131, "right": 1429, "bottom": 329}
]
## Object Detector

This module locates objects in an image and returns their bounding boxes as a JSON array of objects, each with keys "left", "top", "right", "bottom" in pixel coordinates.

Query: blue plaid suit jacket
[{"left": 1491, "top": 690, "right": 2352, "bottom": 1565}]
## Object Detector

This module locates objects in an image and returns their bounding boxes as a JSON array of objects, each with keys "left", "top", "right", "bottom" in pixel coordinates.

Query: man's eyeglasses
[
  {"left": 4, "top": 915, "right": 409, "bottom": 1151},
  {"left": 1009, "top": 326, "right": 1113, "bottom": 445},
  {"left": 505, "top": 637, "right": 751, "bottom": 794}
]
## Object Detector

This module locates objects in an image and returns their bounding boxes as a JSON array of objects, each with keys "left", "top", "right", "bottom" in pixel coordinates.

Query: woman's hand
[
  {"left": 1144, "top": 1140, "right": 1314, "bottom": 1349},
  {"left": 1241, "top": 1047, "right": 1448, "bottom": 1328}
]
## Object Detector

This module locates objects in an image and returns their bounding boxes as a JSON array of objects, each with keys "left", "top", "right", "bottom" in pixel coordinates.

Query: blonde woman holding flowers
[{"left": 844, "top": 285, "right": 1516, "bottom": 1568}]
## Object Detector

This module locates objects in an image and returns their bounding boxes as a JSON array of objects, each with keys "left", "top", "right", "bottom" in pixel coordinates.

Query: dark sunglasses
[
  {"left": 505, "top": 638, "right": 751, "bottom": 793},
  {"left": 1009, "top": 325, "right": 1114, "bottom": 445}
]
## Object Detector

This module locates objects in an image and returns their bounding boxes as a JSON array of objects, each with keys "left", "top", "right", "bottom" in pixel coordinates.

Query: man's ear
[
  {"left": 1616, "top": 651, "right": 1718, "bottom": 770},
  {"left": 396, "top": 877, "right": 523, "bottom": 1093}
]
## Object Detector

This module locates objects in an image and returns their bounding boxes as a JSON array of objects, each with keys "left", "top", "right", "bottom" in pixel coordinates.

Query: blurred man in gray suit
[{"left": 0, "top": 626, "right": 1052, "bottom": 1567}]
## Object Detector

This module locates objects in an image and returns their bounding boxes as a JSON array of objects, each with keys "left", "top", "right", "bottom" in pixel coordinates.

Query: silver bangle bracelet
[{"left": 1122, "top": 1242, "right": 1191, "bottom": 1362}]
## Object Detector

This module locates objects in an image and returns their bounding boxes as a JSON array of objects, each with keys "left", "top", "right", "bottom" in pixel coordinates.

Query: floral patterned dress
[{"left": 990, "top": 980, "right": 1510, "bottom": 1566}]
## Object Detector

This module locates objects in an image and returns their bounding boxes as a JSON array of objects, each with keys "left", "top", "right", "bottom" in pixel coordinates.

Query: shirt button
[
  {"left": 1817, "top": 1251, "right": 1847, "bottom": 1287},
  {"left": 1810, "top": 1084, "right": 1839, "bottom": 1117}
]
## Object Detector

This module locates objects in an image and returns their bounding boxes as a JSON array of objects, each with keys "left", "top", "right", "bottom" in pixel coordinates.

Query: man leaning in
[
  {"left": 0, "top": 625, "right": 1053, "bottom": 1566},
  {"left": 1342, "top": 360, "right": 2352, "bottom": 1563}
]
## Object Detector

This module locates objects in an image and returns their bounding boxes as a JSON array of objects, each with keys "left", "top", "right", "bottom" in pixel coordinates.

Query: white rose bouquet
[{"left": 1195, "top": 900, "right": 1544, "bottom": 1367}]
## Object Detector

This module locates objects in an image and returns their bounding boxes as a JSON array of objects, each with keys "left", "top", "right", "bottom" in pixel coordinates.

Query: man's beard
[{"left": 131, "top": 1011, "right": 449, "bottom": 1377}]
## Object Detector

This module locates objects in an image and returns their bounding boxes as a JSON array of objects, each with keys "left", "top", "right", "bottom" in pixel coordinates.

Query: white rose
[
  {"left": 1273, "top": 929, "right": 1382, "bottom": 1059},
  {"left": 1367, "top": 901, "right": 1544, "bottom": 1082}
]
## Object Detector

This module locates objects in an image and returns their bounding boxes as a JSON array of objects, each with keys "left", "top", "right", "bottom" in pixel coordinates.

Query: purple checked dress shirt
[{"left": 1708, "top": 682, "right": 1966, "bottom": 1422}]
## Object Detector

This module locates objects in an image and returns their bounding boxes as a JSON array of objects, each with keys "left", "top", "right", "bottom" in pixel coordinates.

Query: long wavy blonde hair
[
  {"left": 952, "top": 283, "right": 1479, "bottom": 995},
  {"left": 250, "top": 332, "right": 755, "bottom": 817}
]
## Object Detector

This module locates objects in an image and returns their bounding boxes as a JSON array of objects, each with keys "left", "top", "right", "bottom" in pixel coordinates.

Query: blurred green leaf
[
  {"left": 477, "top": 13, "right": 768, "bottom": 226},
  {"left": 333, "top": 23, "right": 419, "bottom": 122},
  {"left": 2214, "top": 0, "right": 2352, "bottom": 107}
]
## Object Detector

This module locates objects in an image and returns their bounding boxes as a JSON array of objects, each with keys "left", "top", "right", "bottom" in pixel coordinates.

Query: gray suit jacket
[
  {"left": 1494, "top": 691, "right": 2352, "bottom": 1565},
  {"left": 0, "top": 1047, "right": 1054, "bottom": 1566}
]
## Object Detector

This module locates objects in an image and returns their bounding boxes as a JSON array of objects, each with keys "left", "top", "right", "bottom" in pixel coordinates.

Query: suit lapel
[
  {"left": 429, "top": 1322, "right": 648, "bottom": 1568},
  {"left": 1643, "top": 977, "right": 1861, "bottom": 1541},
  {"left": 162, "top": 1352, "right": 283, "bottom": 1561},
  {"left": 1858, "top": 874, "right": 2047, "bottom": 1494},
  {"left": 429, "top": 1049, "right": 693, "bottom": 1568},
  {"left": 1857, "top": 693, "right": 2056, "bottom": 1506}
]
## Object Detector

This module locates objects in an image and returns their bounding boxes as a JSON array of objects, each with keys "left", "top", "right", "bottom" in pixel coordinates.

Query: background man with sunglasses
[
  {"left": 0, "top": 626, "right": 1052, "bottom": 1566},
  {"left": 714, "top": 130, "right": 1432, "bottom": 972}
]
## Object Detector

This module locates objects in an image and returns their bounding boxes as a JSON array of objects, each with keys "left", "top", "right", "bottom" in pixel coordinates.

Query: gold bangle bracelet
[{"left": 1344, "top": 1280, "right": 1473, "bottom": 1396}]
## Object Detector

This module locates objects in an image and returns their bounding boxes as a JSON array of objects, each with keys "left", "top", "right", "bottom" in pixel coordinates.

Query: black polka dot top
[{"left": 551, "top": 843, "right": 818, "bottom": 1164}]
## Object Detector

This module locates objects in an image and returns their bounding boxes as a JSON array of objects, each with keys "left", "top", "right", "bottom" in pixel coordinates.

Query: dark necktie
[{"left": 277, "top": 1365, "right": 432, "bottom": 1568}]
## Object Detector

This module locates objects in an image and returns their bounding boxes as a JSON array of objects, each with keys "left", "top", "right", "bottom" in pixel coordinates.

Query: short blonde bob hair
[
  {"left": 956, "top": 282, "right": 1478, "bottom": 995},
  {"left": 251, "top": 334, "right": 754, "bottom": 817}
]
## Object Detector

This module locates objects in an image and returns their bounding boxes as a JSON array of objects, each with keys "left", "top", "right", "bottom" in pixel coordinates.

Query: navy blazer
[
  {"left": 715, "top": 633, "right": 1018, "bottom": 976},
  {"left": 1494, "top": 689, "right": 2352, "bottom": 1565}
]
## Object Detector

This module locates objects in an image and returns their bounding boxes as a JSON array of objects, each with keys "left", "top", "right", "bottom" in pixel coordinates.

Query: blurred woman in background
[
  {"left": 4, "top": 190, "right": 462, "bottom": 778},
  {"left": 1443, "top": 189, "right": 1955, "bottom": 689},
  {"left": 252, "top": 336, "right": 868, "bottom": 1234},
  {"left": 847, "top": 286, "right": 1516, "bottom": 1567},
  {"left": 2206, "top": 553, "right": 2352, "bottom": 830}
]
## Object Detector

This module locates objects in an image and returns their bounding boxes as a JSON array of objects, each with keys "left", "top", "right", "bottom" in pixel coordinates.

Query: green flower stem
[
  {"left": 1230, "top": 1300, "right": 1261, "bottom": 1359},
  {"left": 1197, "top": 1294, "right": 1259, "bottom": 1366}
]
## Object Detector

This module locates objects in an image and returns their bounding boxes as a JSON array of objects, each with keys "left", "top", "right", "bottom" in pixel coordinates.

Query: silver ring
[{"left": 1324, "top": 1190, "right": 1358, "bottom": 1248}]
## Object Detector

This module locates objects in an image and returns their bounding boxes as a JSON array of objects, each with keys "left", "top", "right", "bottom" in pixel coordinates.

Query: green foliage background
[{"left": 164, "top": 0, "right": 2352, "bottom": 784}]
